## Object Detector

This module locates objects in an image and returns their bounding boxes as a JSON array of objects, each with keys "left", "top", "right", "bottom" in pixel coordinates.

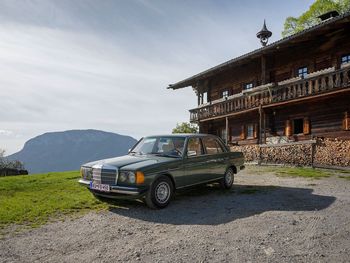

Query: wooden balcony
[{"left": 190, "top": 66, "right": 350, "bottom": 122}]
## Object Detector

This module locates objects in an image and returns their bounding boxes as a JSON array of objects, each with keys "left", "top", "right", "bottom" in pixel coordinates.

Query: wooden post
[
  {"left": 311, "top": 137, "right": 316, "bottom": 169},
  {"left": 259, "top": 105, "right": 263, "bottom": 144},
  {"left": 225, "top": 117, "right": 229, "bottom": 144},
  {"left": 263, "top": 110, "right": 266, "bottom": 144},
  {"left": 261, "top": 55, "right": 266, "bottom": 85}
]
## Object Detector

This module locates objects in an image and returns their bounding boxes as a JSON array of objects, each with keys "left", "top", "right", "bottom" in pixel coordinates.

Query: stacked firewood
[
  {"left": 260, "top": 144, "right": 312, "bottom": 166},
  {"left": 314, "top": 138, "right": 350, "bottom": 167},
  {"left": 230, "top": 145, "right": 259, "bottom": 162},
  {"left": 230, "top": 137, "right": 350, "bottom": 167}
]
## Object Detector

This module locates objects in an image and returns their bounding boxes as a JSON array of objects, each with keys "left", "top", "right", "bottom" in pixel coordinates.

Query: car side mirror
[{"left": 187, "top": 150, "right": 197, "bottom": 157}]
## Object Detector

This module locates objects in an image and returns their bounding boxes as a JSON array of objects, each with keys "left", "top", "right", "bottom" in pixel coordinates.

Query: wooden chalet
[{"left": 168, "top": 11, "right": 350, "bottom": 150}]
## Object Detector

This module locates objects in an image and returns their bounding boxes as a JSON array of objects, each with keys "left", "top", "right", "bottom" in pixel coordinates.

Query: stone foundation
[{"left": 230, "top": 137, "right": 350, "bottom": 168}]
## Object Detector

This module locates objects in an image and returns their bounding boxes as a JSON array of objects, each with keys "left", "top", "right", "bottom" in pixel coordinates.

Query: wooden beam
[
  {"left": 225, "top": 116, "right": 229, "bottom": 144},
  {"left": 259, "top": 105, "right": 262, "bottom": 144},
  {"left": 261, "top": 55, "right": 266, "bottom": 85},
  {"left": 198, "top": 107, "right": 259, "bottom": 122},
  {"left": 262, "top": 87, "right": 350, "bottom": 109},
  {"left": 263, "top": 110, "right": 266, "bottom": 144}
]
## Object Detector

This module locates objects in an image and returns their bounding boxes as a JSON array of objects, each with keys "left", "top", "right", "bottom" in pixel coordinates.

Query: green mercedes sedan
[{"left": 79, "top": 134, "right": 245, "bottom": 209}]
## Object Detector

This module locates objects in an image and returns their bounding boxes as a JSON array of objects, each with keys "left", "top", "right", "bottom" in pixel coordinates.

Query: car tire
[
  {"left": 220, "top": 168, "right": 235, "bottom": 189},
  {"left": 145, "top": 176, "right": 174, "bottom": 209}
]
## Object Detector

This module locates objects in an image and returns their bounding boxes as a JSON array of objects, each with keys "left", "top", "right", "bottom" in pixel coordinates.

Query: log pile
[
  {"left": 230, "top": 137, "right": 350, "bottom": 167},
  {"left": 260, "top": 144, "right": 312, "bottom": 166},
  {"left": 314, "top": 138, "right": 350, "bottom": 167},
  {"left": 230, "top": 145, "right": 259, "bottom": 162}
]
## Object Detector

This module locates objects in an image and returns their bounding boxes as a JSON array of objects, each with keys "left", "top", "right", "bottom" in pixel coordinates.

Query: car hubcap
[
  {"left": 225, "top": 170, "right": 233, "bottom": 185},
  {"left": 155, "top": 182, "right": 170, "bottom": 204}
]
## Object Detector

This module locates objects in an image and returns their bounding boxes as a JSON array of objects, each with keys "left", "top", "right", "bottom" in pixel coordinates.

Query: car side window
[
  {"left": 202, "top": 137, "right": 224, "bottom": 155},
  {"left": 186, "top": 138, "right": 203, "bottom": 157}
]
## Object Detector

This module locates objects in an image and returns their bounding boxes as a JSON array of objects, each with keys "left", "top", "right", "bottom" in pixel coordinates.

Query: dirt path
[{"left": 1, "top": 167, "right": 349, "bottom": 263}]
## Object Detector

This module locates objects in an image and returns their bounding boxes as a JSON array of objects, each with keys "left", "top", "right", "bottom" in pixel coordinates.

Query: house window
[
  {"left": 297, "top": 67, "right": 308, "bottom": 78},
  {"left": 244, "top": 83, "right": 253, "bottom": 90},
  {"left": 343, "top": 111, "right": 350, "bottom": 131},
  {"left": 240, "top": 124, "right": 258, "bottom": 140},
  {"left": 293, "top": 118, "right": 304, "bottom": 134},
  {"left": 222, "top": 90, "right": 229, "bottom": 98},
  {"left": 341, "top": 54, "right": 350, "bottom": 64},
  {"left": 247, "top": 124, "right": 254, "bottom": 138},
  {"left": 202, "top": 92, "right": 208, "bottom": 104}
]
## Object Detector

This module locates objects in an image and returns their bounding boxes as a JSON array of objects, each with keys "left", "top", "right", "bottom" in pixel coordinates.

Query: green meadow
[{"left": 0, "top": 171, "right": 107, "bottom": 232}]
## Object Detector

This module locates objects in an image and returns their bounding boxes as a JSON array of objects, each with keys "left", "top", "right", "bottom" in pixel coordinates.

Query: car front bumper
[{"left": 78, "top": 179, "right": 147, "bottom": 197}]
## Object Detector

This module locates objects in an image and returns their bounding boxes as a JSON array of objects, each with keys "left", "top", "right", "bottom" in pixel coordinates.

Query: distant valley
[{"left": 7, "top": 130, "right": 137, "bottom": 174}]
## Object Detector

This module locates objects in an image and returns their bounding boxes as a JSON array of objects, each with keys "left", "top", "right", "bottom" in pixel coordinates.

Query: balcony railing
[{"left": 190, "top": 66, "right": 350, "bottom": 122}]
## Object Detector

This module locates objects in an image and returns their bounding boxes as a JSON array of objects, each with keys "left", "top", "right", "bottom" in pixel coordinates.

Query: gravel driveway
[{"left": 1, "top": 166, "right": 349, "bottom": 263}]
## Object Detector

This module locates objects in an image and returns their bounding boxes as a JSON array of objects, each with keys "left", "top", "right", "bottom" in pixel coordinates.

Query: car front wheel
[
  {"left": 145, "top": 176, "right": 174, "bottom": 209},
  {"left": 220, "top": 168, "right": 235, "bottom": 189}
]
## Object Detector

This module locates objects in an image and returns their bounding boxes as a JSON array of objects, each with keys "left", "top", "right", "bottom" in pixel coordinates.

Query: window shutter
[
  {"left": 303, "top": 117, "right": 310, "bottom": 135},
  {"left": 253, "top": 123, "right": 258, "bottom": 139},
  {"left": 343, "top": 112, "right": 350, "bottom": 131},
  {"left": 285, "top": 120, "right": 292, "bottom": 136},
  {"left": 240, "top": 125, "right": 246, "bottom": 140}
]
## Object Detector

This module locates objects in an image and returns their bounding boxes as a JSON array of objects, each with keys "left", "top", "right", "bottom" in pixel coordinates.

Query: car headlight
[
  {"left": 119, "top": 172, "right": 127, "bottom": 182},
  {"left": 128, "top": 172, "right": 136, "bottom": 183},
  {"left": 119, "top": 171, "right": 136, "bottom": 184},
  {"left": 81, "top": 167, "right": 92, "bottom": 180}
]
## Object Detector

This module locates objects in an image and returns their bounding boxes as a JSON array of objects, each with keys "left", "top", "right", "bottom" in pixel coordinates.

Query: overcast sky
[{"left": 0, "top": 0, "right": 314, "bottom": 154}]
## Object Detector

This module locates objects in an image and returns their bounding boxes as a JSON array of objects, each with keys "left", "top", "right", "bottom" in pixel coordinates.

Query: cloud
[{"left": 0, "top": 130, "right": 13, "bottom": 136}]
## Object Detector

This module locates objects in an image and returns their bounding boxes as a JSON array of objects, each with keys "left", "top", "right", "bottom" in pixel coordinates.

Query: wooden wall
[
  {"left": 206, "top": 26, "right": 350, "bottom": 102},
  {"left": 197, "top": 20, "right": 350, "bottom": 144},
  {"left": 200, "top": 93, "right": 350, "bottom": 144},
  {"left": 269, "top": 94, "right": 350, "bottom": 141}
]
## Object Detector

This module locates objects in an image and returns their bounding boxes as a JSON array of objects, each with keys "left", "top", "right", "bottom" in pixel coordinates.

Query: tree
[
  {"left": 172, "top": 122, "right": 199, "bottom": 134},
  {"left": 0, "top": 149, "right": 25, "bottom": 170},
  {"left": 282, "top": 0, "right": 350, "bottom": 37}
]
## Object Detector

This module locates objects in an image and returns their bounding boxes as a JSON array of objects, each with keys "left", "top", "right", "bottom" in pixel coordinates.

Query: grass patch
[
  {"left": 274, "top": 167, "right": 331, "bottom": 179},
  {"left": 338, "top": 175, "right": 350, "bottom": 180},
  {"left": 338, "top": 170, "right": 350, "bottom": 174},
  {"left": 0, "top": 171, "right": 108, "bottom": 232},
  {"left": 245, "top": 166, "right": 276, "bottom": 175}
]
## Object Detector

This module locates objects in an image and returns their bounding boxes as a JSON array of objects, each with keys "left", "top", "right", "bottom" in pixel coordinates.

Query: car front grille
[{"left": 92, "top": 165, "right": 117, "bottom": 185}]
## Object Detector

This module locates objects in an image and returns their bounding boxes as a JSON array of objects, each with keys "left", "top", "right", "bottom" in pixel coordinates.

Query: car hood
[{"left": 82, "top": 154, "right": 173, "bottom": 170}]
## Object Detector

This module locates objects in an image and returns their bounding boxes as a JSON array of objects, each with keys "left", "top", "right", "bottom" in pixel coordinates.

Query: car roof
[{"left": 144, "top": 134, "right": 218, "bottom": 138}]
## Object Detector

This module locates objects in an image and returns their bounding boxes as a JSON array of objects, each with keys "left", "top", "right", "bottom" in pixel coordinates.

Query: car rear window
[
  {"left": 202, "top": 137, "right": 224, "bottom": 154},
  {"left": 186, "top": 138, "right": 203, "bottom": 157}
]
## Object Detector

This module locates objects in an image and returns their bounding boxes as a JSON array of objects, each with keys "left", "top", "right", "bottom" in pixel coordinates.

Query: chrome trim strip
[
  {"left": 79, "top": 179, "right": 90, "bottom": 185},
  {"left": 176, "top": 177, "right": 223, "bottom": 189},
  {"left": 79, "top": 179, "right": 140, "bottom": 195},
  {"left": 115, "top": 168, "right": 119, "bottom": 185},
  {"left": 112, "top": 189, "right": 140, "bottom": 195}
]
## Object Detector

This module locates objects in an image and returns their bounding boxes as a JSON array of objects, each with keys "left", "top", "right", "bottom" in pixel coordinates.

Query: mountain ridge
[{"left": 8, "top": 129, "right": 137, "bottom": 174}]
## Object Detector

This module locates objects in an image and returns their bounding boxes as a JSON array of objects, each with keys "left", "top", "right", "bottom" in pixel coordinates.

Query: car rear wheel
[
  {"left": 220, "top": 168, "right": 235, "bottom": 189},
  {"left": 145, "top": 176, "right": 174, "bottom": 209}
]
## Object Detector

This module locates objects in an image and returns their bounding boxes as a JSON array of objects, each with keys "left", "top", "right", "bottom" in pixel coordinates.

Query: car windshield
[{"left": 130, "top": 136, "right": 186, "bottom": 158}]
